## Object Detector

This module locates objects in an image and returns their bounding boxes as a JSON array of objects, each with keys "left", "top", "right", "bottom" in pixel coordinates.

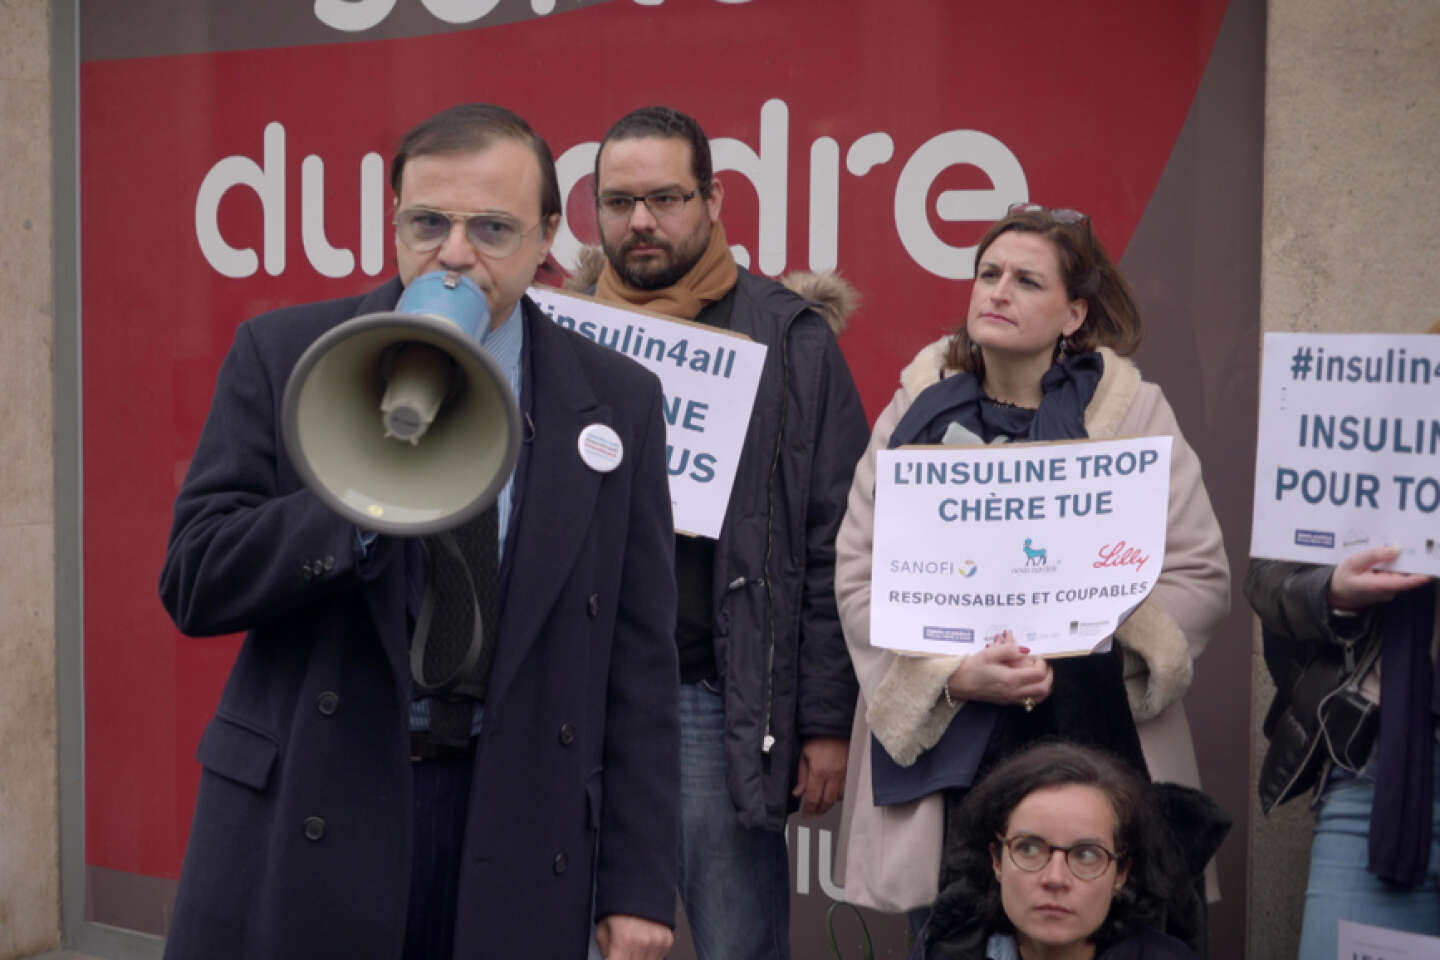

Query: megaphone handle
[{"left": 411, "top": 531, "right": 486, "bottom": 693}]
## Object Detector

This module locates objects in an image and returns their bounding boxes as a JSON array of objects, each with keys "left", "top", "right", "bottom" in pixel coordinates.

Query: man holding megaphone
[{"left": 159, "top": 104, "right": 680, "bottom": 960}]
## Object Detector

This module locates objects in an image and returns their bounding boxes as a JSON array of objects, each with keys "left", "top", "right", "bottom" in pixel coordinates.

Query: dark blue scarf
[{"left": 1370, "top": 586, "right": 1437, "bottom": 886}]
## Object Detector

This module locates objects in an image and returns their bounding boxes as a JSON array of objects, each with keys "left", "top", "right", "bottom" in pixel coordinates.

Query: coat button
[
  {"left": 553, "top": 853, "right": 568, "bottom": 874},
  {"left": 316, "top": 691, "right": 340, "bottom": 716},
  {"left": 301, "top": 561, "right": 314, "bottom": 580},
  {"left": 558, "top": 722, "right": 575, "bottom": 746},
  {"left": 303, "top": 816, "right": 325, "bottom": 841},
  {"left": 587, "top": 593, "right": 600, "bottom": 617},
  {"left": 323, "top": 555, "right": 335, "bottom": 571}
]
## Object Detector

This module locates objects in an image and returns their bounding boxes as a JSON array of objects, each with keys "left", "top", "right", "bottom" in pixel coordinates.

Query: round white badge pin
[{"left": 577, "top": 423, "right": 624, "bottom": 473}]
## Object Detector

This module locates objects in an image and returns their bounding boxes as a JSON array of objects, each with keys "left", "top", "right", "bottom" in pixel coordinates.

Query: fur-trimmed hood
[{"left": 564, "top": 244, "right": 860, "bottom": 335}]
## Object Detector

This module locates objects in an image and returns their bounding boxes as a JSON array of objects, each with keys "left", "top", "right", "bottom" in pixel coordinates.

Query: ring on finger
[{"left": 1022, "top": 697, "right": 1036, "bottom": 712}]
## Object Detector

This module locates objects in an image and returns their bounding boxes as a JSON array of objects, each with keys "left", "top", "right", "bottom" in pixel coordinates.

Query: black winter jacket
[
  {"left": 573, "top": 258, "right": 870, "bottom": 829},
  {"left": 1247, "top": 558, "right": 1375, "bottom": 812},
  {"left": 706, "top": 269, "right": 869, "bottom": 829}
]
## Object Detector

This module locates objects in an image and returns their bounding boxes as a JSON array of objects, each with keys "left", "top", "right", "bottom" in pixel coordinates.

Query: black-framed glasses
[
  {"left": 393, "top": 208, "right": 541, "bottom": 259},
  {"left": 996, "top": 833, "right": 1120, "bottom": 880},
  {"left": 1007, "top": 202, "right": 1089, "bottom": 226},
  {"left": 596, "top": 189, "right": 700, "bottom": 222}
]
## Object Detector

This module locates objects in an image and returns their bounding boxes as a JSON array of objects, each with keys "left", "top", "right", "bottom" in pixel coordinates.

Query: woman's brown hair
[{"left": 946, "top": 209, "right": 1143, "bottom": 377}]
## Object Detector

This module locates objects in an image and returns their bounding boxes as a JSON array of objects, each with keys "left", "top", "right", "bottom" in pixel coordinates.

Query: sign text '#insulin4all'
[{"left": 542, "top": 305, "right": 740, "bottom": 380}]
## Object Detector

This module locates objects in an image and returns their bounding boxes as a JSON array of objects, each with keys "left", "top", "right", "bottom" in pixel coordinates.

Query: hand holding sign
[
  {"left": 1328, "top": 545, "right": 1434, "bottom": 611},
  {"left": 946, "top": 631, "right": 1054, "bottom": 708}
]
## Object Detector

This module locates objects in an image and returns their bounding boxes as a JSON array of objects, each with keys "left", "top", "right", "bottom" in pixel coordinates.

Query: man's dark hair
[
  {"left": 391, "top": 103, "right": 561, "bottom": 220},
  {"left": 595, "top": 106, "right": 714, "bottom": 196}
]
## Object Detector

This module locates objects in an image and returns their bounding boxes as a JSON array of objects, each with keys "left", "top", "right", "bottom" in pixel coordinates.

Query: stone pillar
[
  {"left": 1252, "top": 0, "right": 1440, "bottom": 955},
  {"left": 0, "top": 0, "right": 60, "bottom": 956}
]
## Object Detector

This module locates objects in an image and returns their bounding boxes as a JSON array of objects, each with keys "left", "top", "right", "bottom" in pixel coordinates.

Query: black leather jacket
[{"left": 1247, "top": 559, "right": 1376, "bottom": 813}]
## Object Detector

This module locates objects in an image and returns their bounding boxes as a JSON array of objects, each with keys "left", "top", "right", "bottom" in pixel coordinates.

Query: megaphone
[{"left": 281, "top": 271, "right": 521, "bottom": 537}]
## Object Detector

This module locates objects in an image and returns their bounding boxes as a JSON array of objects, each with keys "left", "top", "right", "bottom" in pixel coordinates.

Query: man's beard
[{"left": 603, "top": 227, "right": 708, "bottom": 290}]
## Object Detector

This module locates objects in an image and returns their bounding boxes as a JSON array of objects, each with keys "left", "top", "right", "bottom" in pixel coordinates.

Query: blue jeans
[
  {"left": 1297, "top": 744, "right": 1440, "bottom": 958},
  {"left": 677, "top": 680, "right": 791, "bottom": 960}
]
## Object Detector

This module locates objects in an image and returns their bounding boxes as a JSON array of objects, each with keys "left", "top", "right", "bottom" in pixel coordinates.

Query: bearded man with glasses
[
  {"left": 569, "top": 105, "right": 870, "bottom": 960},
  {"left": 159, "top": 103, "right": 680, "bottom": 960}
]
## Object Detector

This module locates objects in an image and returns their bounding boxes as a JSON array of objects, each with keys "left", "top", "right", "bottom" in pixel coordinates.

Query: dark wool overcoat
[{"left": 158, "top": 279, "right": 679, "bottom": 959}]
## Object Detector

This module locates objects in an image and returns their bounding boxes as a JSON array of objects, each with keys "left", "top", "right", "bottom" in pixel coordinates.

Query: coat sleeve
[
  {"left": 158, "top": 320, "right": 398, "bottom": 637},
  {"left": 593, "top": 376, "right": 681, "bottom": 928},
  {"left": 1111, "top": 383, "right": 1230, "bottom": 720},
  {"left": 1245, "top": 558, "right": 1360, "bottom": 697},
  {"left": 834, "top": 392, "right": 966, "bottom": 766},
  {"left": 1244, "top": 558, "right": 1338, "bottom": 644},
  {"left": 795, "top": 323, "right": 870, "bottom": 741}
]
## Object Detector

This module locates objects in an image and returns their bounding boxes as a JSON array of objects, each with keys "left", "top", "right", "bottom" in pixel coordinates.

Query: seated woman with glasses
[
  {"left": 912, "top": 741, "right": 1197, "bottom": 960},
  {"left": 834, "top": 205, "right": 1230, "bottom": 945}
]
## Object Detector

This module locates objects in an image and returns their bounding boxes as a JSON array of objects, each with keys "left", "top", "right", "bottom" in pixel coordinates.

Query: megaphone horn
[{"left": 281, "top": 271, "right": 521, "bottom": 537}]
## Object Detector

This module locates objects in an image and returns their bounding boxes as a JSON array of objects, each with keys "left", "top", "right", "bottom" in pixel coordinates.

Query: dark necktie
[{"left": 413, "top": 504, "right": 500, "bottom": 746}]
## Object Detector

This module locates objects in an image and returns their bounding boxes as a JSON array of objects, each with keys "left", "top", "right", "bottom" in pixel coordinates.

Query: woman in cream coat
[{"left": 834, "top": 205, "right": 1230, "bottom": 917}]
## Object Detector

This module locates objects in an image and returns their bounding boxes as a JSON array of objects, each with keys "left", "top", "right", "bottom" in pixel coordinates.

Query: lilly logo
[
  {"left": 958, "top": 560, "right": 978, "bottom": 578},
  {"left": 1021, "top": 538, "right": 1047, "bottom": 567}
]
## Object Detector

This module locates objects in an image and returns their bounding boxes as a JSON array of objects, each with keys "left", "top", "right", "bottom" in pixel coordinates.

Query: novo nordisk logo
[{"left": 1013, "top": 538, "right": 1057, "bottom": 575}]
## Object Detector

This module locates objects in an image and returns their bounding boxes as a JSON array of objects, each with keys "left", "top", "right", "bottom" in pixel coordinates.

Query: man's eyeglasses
[
  {"left": 393, "top": 208, "right": 540, "bottom": 259},
  {"left": 995, "top": 833, "right": 1120, "bottom": 880},
  {"left": 596, "top": 189, "right": 700, "bottom": 222},
  {"left": 1007, "top": 202, "right": 1089, "bottom": 226}
]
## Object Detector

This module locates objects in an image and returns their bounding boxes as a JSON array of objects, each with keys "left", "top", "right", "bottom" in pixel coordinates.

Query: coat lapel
[{"left": 487, "top": 303, "right": 607, "bottom": 709}]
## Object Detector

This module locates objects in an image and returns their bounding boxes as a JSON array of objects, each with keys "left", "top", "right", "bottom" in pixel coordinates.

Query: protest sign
[
  {"left": 871, "top": 436, "right": 1172, "bottom": 657},
  {"left": 1250, "top": 333, "right": 1440, "bottom": 576},
  {"left": 1339, "top": 919, "right": 1440, "bottom": 959},
  {"left": 528, "top": 286, "right": 768, "bottom": 539}
]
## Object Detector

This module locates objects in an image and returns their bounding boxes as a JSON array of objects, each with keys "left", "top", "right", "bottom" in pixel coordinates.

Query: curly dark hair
[
  {"left": 923, "top": 741, "right": 1180, "bottom": 960},
  {"left": 945, "top": 208, "right": 1142, "bottom": 381}
]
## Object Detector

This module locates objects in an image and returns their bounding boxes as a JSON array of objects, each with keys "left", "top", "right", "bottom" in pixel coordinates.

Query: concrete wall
[
  {"left": 0, "top": 0, "right": 60, "bottom": 956},
  {"left": 1250, "top": 0, "right": 1440, "bottom": 956}
]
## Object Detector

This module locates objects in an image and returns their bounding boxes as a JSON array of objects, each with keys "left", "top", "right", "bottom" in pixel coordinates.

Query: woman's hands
[
  {"left": 946, "top": 630, "right": 1053, "bottom": 708},
  {"left": 1327, "top": 546, "right": 1433, "bottom": 611}
]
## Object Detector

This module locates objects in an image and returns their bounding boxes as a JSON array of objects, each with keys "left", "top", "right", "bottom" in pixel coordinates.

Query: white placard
[
  {"left": 529, "top": 286, "right": 768, "bottom": 539},
  {"left": 1250, "top": 333, "right": 1440, "bottom": 576},
  {"left": 870, "top": 436, "right": 1173, "bottom": 657},
  {"left": 1338, "top": 919, "right": 1440, "bottom": 959}
]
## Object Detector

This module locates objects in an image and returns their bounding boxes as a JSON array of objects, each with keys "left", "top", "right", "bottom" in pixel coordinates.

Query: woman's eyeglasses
[{"left": 996, "top": 833, "right": 1120, "bottom": 880}]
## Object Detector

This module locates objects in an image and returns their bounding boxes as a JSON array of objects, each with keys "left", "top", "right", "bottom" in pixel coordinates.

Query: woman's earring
[{"left": 1056, "top": 335, "right": 1068, "bottom": 361}]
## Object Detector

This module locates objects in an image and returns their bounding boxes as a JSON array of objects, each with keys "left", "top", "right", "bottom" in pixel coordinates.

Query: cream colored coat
[{"left": 833, "top": 341, "right": 1230, "bottom": 912}]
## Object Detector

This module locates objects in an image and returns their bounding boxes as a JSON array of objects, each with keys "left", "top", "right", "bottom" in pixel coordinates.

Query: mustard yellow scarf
[{"left": 595, "top": 221, "right": 738, "bottom": 320}]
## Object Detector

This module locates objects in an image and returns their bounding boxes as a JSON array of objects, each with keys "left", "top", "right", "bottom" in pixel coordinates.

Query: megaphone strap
[{"left": 411, "top": 529, "right": 488, "bottom": 695}]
